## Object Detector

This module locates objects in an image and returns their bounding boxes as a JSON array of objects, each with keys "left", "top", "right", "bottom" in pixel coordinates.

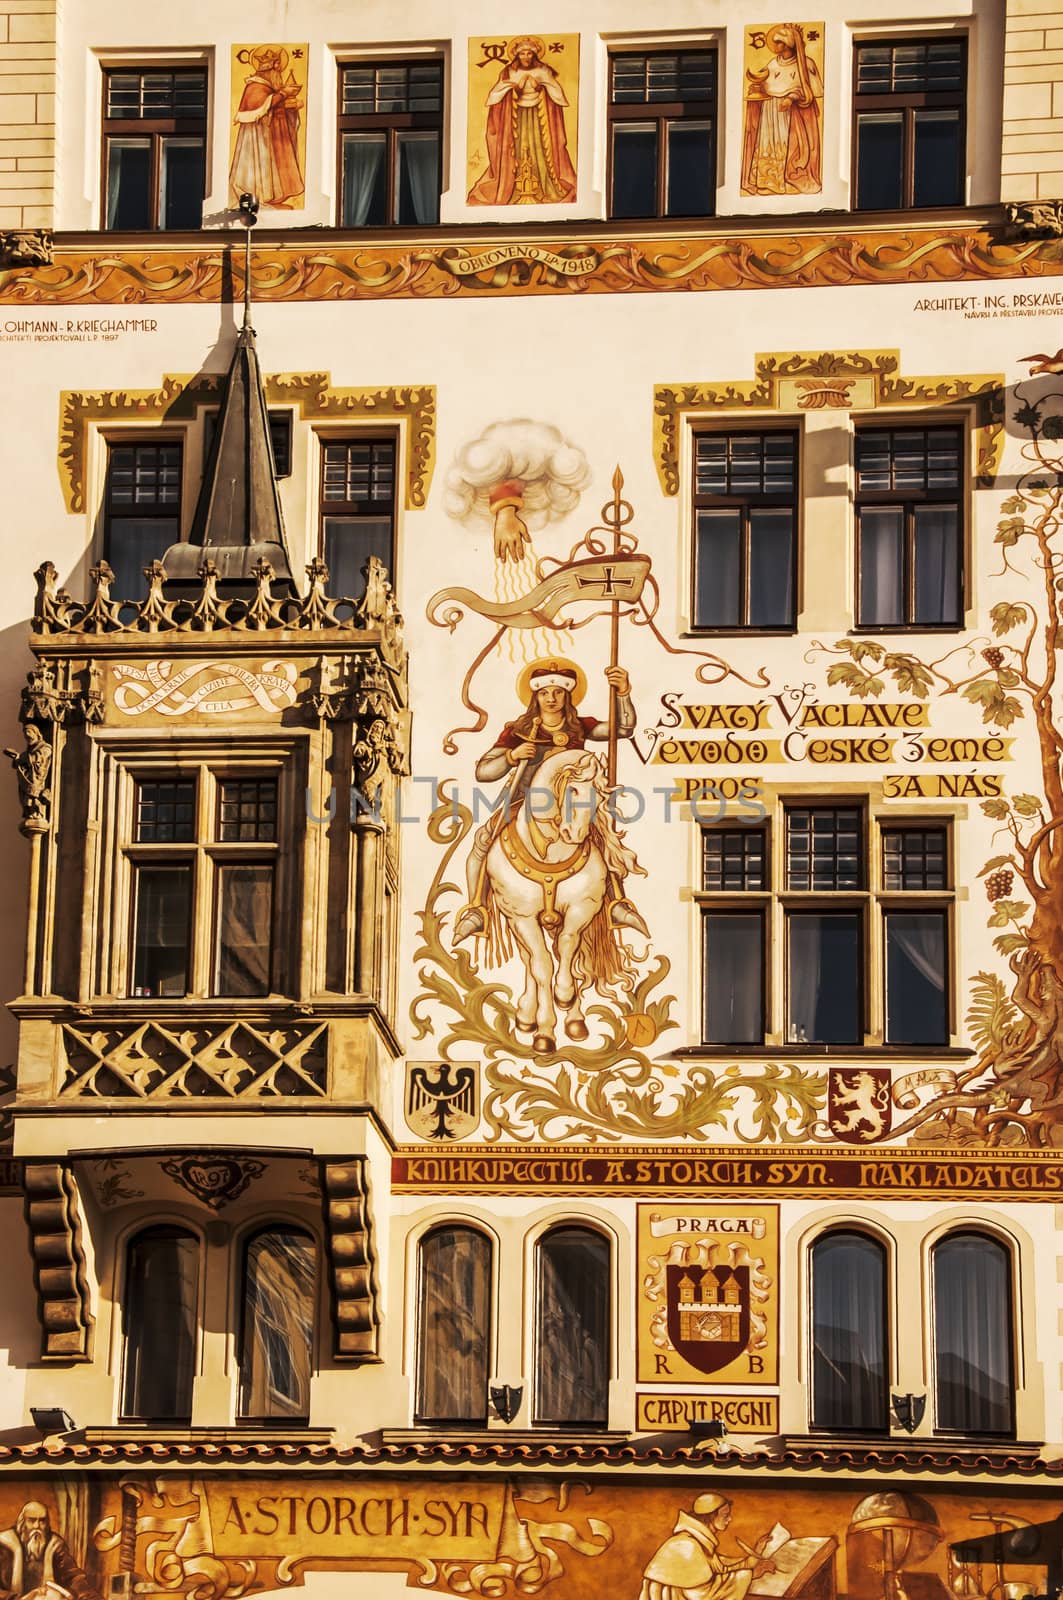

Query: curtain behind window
[
  {"left": 417, "top": 1227, "right": 491, "bottom": 1423},
  {"left": 536, "top": 1228, "right": 610, "bottom": 1425},
  {"left": 933, "top": 1233, "right": 1014, "bottom": 1434},
  {"left": 811, "top": 1231, "right": 888, "bottom": 1431}
]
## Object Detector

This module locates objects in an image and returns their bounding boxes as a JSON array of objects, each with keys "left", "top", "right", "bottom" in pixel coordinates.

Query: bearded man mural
[{"left": 0, "top": 1502, "right": 102, "bottom": 1600}]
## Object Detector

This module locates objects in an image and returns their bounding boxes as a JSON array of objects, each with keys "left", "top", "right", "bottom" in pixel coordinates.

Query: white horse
[{"left": 483, "top": 748, "right": 636, "bottom": 1054}]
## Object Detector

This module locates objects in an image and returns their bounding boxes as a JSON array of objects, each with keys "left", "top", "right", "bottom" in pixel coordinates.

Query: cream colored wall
[
  {"left": 0, "top": 0, "right": 54, "bottom": 228},
  {"left": 50, "top": 0, "right": 1005, "bottom": 233}
]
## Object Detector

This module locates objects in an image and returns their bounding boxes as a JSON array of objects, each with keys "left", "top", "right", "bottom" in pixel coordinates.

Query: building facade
[{"left": 3, "top": 1, "right": 1063, "bottom": 1596}]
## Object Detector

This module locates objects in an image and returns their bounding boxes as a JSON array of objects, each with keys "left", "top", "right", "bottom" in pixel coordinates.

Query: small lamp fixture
[
  {"left": 30, "top": 1407, "right": 76, "bottom": 1436},
  {"left": 690, "top": 1419, "right": 729, "bottom": 1447}
]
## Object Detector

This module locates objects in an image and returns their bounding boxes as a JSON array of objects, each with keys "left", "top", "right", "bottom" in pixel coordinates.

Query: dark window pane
[
  {"left": 123, "top": 1227, "right": 198, "bottom": 1420},
  {"left": 106, "top": 69, "right": 207, "bottom": 120},
  {"left": 748, "top": 508, "right": 794, "bottom": 627},
  {"left": 105, "top": 441, "right": 182, "bottom": 599},
  {"left": 215, "top": 863, "right": 273, "bottom": 997},
  {"left": 855, "top": 39, "right": 964, "bottom": 96},
  {"left": 160, "top": 136, "right": 204, "bottom": 228},
  {"left": 702, "top": 827, "right": 766, "bottom": 891},
  {"left": 704, "top": 913, "right": 764, "bottom": 1044},
  {"left": 341, "top": 60, "right": 442, "bottom": 115},
  {"left": 882, "top": 827, "right": 947, "bottom": 890},
  {"left": 913, "top": 505, "right": 960, "bottom": 624},
  {"left": 855, "top": 113, "right": 903, "bottom": 210},
  {"left": 666, "top": 119, "right": 713, "bottom": 216},
  {"left": 611, "top": 123, "right": 658, "bottom": 217},
  {"left": 859, "top": 507, "right": 904, "bottom": 626},
  {"left": 886, "top": 911, "right": 947, "bottom": 1043},
  {"left": 913, "top": 109, "right": 962, "bottom": 206},
  {"left": 135, "top": 779, "right": 196, "bottom": 843},
  {"left": 694, "top": 510, "right": 741, "bottom": 626},
  {"left": 341, "top": 132, "right": 388, "bottom": 225},
  {"left": 132, "top": 864, "right": 191, "bottom": 997},
  {"left": 239, "top": 1229, "right": 316, "bottom": 1419},
  {"left": 934, "top": 1234, "right": 1014, "bottom": 1434},
  {"left": 812, "top": 1232, "right": 888, "bottom": 1431},
  {"left": 788, "top": 912, "right": 861, "bottom": 1044},
  {"left": 324, "top": 517, "right": 394, "bottom": 594},
  {"left": 536, "top": 1229, "right": 610, "bottom": 1425},
  {"left": 107, "top": 517, "right": 180, "bottom": 599},
  {"left": 610, "top": 51, "right": 715, "bottom": 105},
  {"left": 396, "top": 130, "right": 440, "bottom": 224},
  {"left": 217, "top": 778, "right": 277, "bottom": 842},
  {"left": 786, "top": 808, "right": 863, "bottom": 890},
  {"left": 417, "top": 1227, "right": 491, "bottom": 1423},
  {"left": 268, "top": 411, "right": 292, "bottom": 477},
  {"left": 105, "top": 137, "right": 152, "bottom": 229}
]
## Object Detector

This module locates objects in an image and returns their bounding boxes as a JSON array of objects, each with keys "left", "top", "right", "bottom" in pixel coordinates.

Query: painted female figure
[
  {"left": 453, "top": 659, "right": 648, "bottom": 943},
  {"left": 741, "top": 24, "right": 822, "bottom": 196},
  {"left": 467, "top": 37, "right": 577, "bottom": 205}
]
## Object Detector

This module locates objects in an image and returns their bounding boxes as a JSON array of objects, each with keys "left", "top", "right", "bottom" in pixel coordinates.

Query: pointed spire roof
[{"left": 162, "top": 304, "right": 295, "bottom": 594}]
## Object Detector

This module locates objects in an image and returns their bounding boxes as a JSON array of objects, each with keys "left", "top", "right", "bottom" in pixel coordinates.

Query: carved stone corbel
[
  {"left": 350, "top": 656, "right": 411, "bottom": 818},
  {"left": 0, "top": 228, "right": 53, "bottom": 267},
  {"left": 320, "top": 1157, "right": 380, "bottom": 1361},
  {"left": 1005, "top": 199, "right": 1063, "bottom": 239},
  {"left": 23, "top": 1161, "right": 94, "bottom": 1360}
]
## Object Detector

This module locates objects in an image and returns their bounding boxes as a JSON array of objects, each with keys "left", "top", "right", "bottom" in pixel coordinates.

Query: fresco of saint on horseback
[{"left": 453, "top": 657, "right": 649, "bottom": 1052}]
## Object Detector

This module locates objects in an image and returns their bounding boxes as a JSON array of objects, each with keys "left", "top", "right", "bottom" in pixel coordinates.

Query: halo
[
  {"left": 516, "top": 656, "right": 586, "bottom": 707},
  {"left": 510, "top": 35, "right": 546, "bottom": 60},
  {"left": 251, "top": 44, "right": 288, "bottom": 71}
]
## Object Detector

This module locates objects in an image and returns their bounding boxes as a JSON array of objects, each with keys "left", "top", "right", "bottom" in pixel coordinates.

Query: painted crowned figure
[
  {"left": 467, "top": 36, "right": 577, "bottom": 205},
  {"left": 453, "top": 659, "right": 648, "bottom": 945}
]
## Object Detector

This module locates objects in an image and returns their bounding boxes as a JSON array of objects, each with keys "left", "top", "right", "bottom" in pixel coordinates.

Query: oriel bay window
[
  {"left": 103, "top": 67, "right": 207, "bottom": 230},
  {"left": 699, "top": 808, "right": 950, "bottom": 1046},
  {"left": 129, "top": 772, "right": 280, "bottom": 998},
  {"left": 853, "top": 37, "right": 966, "bottom": 211},
  {"left": 856, "top": 425, "right": 964, "bottom": 628},
  {"left": 692, "top": 431, "right": 797, "bottom": 630},
  {"left": 608, "top": 51, "right": 717, "bottom": 219},
  {"left": 338, "top": 60, "right": 443, "bottom": 226}
]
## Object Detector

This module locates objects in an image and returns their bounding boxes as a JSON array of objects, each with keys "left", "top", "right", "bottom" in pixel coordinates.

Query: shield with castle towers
[{"left": 665, "top": 1260, "right": 751, "bottom": 1375}]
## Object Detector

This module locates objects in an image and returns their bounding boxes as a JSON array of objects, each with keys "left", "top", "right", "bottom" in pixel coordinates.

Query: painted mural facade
[{"left": 5, "top": 0, "right": 1063, "bottom": 1594}]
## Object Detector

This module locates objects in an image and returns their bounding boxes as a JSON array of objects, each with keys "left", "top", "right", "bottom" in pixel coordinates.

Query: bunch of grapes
[
  {"left": 982, "top": 647, "right": 1004, "bottom": 670},
  {"left": 985, "top": 867, "right": 1014, "bottom": 902}
]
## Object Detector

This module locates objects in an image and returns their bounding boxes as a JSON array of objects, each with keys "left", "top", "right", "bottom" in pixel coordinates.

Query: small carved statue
[{"left": 4, "top": 724, "right": 53, "bottom": 832}]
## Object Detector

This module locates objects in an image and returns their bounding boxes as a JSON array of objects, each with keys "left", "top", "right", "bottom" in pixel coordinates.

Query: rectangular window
[
  {"left": 338, "top": 60, "right": 443, "bottom": 226},
  {"left": 203, "top": 410, "right": 292, "bottom": 478},
  {"left": 105, "top": 440, "right": 182, "bottom": 601},
  {"left": 608, "top": 51, "right": 716, "bottom": 219},
  {"left": 127, "top": 772, "right": 281, "bottom": 999},
  {"left": 699, "top": 807, "right": 952, "bottom": 1048},
  {"left": 693, "top": 432, "right": 796, "bottom": 630},
  {"left": 103, "top": 67, "right": 207, "bottom": 230},
  {"left": 856, "top": 426, "right": 963, "bottom": 628},
  {"left": 320, "top": 436, "right": 396, "bottom": 594},
  {"left": 853, "top": 37, "right": 966, "bottom": 210}
]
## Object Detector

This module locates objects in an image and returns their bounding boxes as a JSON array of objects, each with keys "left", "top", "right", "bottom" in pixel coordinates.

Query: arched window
[
  {"left": 239, "top": 1226, "right": 317, "bottom": 1420},
  {"left": 416, "top": 1226, "right": 492, "bottom": 1425},
  {"left": 933, "top": 1231, "right": 1014, "bottom": 1435},
  {"left": 122, "top": 1225, "right": 199, "bottom": 1420},
  {"left": 811, "top": 1230, "right": 888, "bottom": 1432},
  {"left": 535, "top": 1226, "right": 610, "bottom": 1427}
]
